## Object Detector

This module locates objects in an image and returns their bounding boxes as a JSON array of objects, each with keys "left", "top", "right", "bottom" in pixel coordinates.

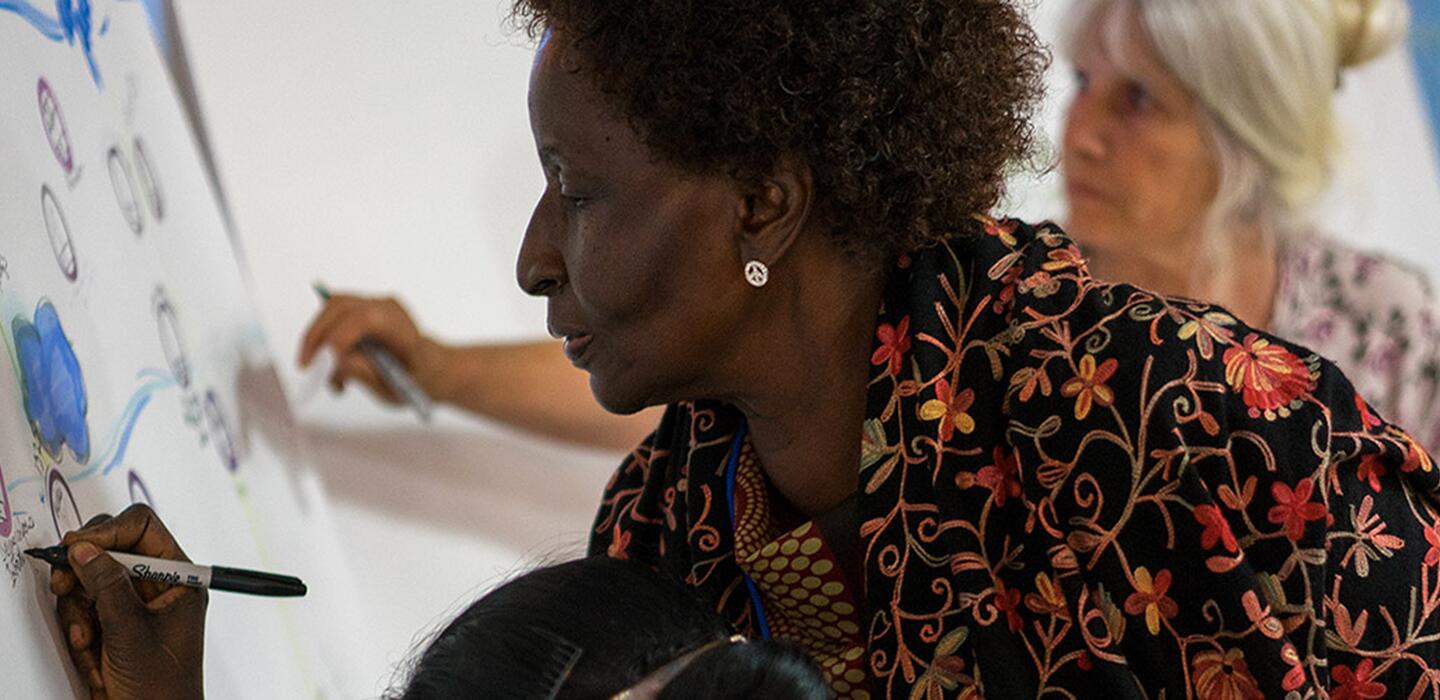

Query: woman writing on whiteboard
[
  {"left": 72, "top": 0, "right": 1440, "bottom": 695},
  {"left": 305, "top": 0, "right": 1440, "bottom": 459}
]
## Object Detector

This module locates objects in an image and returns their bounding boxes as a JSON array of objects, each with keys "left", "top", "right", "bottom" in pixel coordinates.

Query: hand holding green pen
[{"left": 304, "top": 283, "right": 434, "bottom": 421}]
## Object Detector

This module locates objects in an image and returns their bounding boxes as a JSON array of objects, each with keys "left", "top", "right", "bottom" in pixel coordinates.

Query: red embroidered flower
[
  {"left": 1123, "top": 567, "right": 1179, "bottom": 635},
  {"left": 1061, "top": 354, "right": 1118, "bottom": 420},
  {"left": 982, "top": 216, "right": 1019, "bottom": 246},
  {"left": 1279, "top": 643, "right": 1307, "bottom": 691},
  {"left": 919, "top": 378, "right": 975, "bottom": 441},
  {"left": 1192, "top": 648, "right": 1263, "bottom": 700},
  {"left": 1355, "top": 393, "right": 1383, "bottom": 430},
  {"left": 871, "top": 316, "right": 912, "bottom": 377},
  {"left": 1266, "top": 479, "right": 1326, "bottom": 543},
  {"left": 977, "top": 447, "right": 1022, "bottom": 507},
  {"left": 1356, "top": 454, "right": 1387, "bottom": 493},
  {"left": 1330, "top": 659, "right": 1387, "bottom": 700},
  {"left": 1222, "top": 334, "right": 1314, "bottom": 419},
  {"left": 993, "top": 580, "right": 1023, "bottom": 632},
  {"left": 1424, "top": 521, "right": 1440, "bottom": 568},
  {"left": 1194, "top": 504, "right": 1238, "bottom": 553}
]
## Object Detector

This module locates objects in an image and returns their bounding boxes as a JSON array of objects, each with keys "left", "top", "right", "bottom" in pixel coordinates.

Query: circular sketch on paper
[
  {"left": 132, "top": 138, "right": 164, "bottom": 221},
  {"left": 41, "top": 185, "right": 77, "bottom": 282},
  {"left": 48, "top": 469, "right": 81, "bottom": 540},
  {"left": 37, "top": 78, "right": 73, "bottom": 174},
  {"left": 107, "top": 146, "right": 143, "bottom": 235},
  {"left": 127, "top": 470, "right": 155, "bottom": 508},
  {"left": 0, "top": 459, "right": 11, "bottom": 539},
  {"left": 204, "top": 389, "right": 239, "bottom": 472},
  {"left": 153, "top": 288, "right": 190, "bottom": 388}
]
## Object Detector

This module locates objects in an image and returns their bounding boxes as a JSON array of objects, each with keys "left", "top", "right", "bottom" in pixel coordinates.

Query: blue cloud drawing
[{"left": 14, "top": 301, "right": 89, "bottom": 463}]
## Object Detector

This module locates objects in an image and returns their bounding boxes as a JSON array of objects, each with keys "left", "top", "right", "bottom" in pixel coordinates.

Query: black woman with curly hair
[{"left": 51, "top": 1, "right": 1440, "bottom": 698}]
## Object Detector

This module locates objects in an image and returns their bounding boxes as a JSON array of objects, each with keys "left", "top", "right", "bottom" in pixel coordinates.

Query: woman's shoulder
[{"left": 1277, "top": 234, "right": 1438, "bottom": 317}]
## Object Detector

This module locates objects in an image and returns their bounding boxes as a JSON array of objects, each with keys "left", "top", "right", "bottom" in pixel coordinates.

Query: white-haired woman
[{"left": 1060, "top": 0, "right": 1440, "bottom": 450}]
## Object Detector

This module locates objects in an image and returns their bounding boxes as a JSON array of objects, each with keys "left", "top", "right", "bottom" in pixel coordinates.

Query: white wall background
[{"left": 171, "top": 1, "right": 1440, "bottom": 696}]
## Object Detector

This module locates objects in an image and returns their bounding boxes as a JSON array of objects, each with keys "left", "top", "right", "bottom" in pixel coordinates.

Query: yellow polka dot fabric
[{"left": 731, "top": 441, "right": 870, "bottom": 699}]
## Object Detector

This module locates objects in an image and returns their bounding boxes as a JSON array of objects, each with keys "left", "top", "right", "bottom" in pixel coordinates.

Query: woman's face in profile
[
  {"left": 516, "top": 34, "right": 756, "bottom": 414},
  {"left": 1061, "top": 13, "right": 1220, "bottom": 257}
]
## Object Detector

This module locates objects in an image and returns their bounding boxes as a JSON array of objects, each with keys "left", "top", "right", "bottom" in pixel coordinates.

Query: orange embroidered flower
[
  {"left": 1424, "top": 522, "right": 1440, "bottom": 568},
  {"left": 976, "top": 447, "right": 1021, "bottom": 507},
  {"left": 1400, "top": 432, "right": 1434, "bottom": 473},
  {"left": 1178, "top": 311, "right": 1237, "bottom": 360},
  {"left": 1222, "top": 333, "right": 1313, "bottom": 419},
  {"left": 1330, "top": 659, "right": 1387, "bottom": 700},
  {"left": 871, "top": 316, "right": 912, "bottom": 377},
  {"left": 920, "top": 378, "right": 975, "bottom": 441},
  {"left": 1023, "top": 572, "right": 1069, "bottom": 619},
  {"left": 982, "top": 216, "right": 1019, "bottom": 246},
  {"left": 1042, "top": 245, "right": 1085, "bottom": 272},
  {"left": 1123, "top": 567, "right": 1178, "bottom": 635},
  {"left": 1061, "top": 354, "right": 1118, "bottom": 420},
  {"left": 1193, "top": 504, "right": 1238, "bottom": 553},
  {"left": 1192, "top": 648, "right": 1263, "bottom": 700},
  {"left": 1266, "top": 479, "right": 1326, "bottom": 543}
]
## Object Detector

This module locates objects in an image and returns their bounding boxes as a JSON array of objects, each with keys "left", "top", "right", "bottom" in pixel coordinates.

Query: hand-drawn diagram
[
  {"left": 153, "top": 286, "right": 189, "bottom": 388},
  {"left": 14, "top": 300, "right": 89, "bottom": 465},
  {"left": 37, "top": 77, "right": 72, "bottom": 174},
  {"left": 132, "top": 137, "right": 163, "bottom": 220},
  {"left": 2, "top": 515, "right": 36, "bottom": 587},
  {"left": 107, "top": 146, "right": 143, "bottom": 234},
  {"left": 126, "top": 469, "right": 152, "bottom": 507},
  {"left": 40, "top": 185, "right": 77, "bottom": 282},
  {"left": 46, "top": 469, "right": 80, "bottom": 539},
  {"left": 204, "top": 389, "right": 238, "bottom": 472}
]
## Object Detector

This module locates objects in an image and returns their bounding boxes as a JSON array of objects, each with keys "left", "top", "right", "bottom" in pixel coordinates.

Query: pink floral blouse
[{"left": 1273, "top": 235, "right": 1440, "bottom": 452}]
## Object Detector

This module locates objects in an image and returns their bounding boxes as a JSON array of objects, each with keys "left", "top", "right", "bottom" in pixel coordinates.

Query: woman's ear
[{"left": 736, "top": 154, "right": 815, "bottom": 269}]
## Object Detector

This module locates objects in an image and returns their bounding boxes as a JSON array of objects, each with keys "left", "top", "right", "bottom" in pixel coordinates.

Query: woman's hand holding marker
[{"left": 50, "top": 504, "right": 207, "bottom": 700}]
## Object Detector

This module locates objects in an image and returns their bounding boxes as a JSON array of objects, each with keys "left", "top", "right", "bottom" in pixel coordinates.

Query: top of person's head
[
  {"left": 510, "top": 0, "right": 1048, "bottom": 259},
  {"left": 388, "top": 556, "right": 829, "bottom": 699},
  {"left": 1060, "top": 0, "right": 1410, "bottom": 233}
]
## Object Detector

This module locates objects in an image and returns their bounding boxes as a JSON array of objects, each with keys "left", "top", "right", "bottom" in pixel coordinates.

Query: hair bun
[{"left": 1333, "top": 0, "right": 1411, "bottom": 69}]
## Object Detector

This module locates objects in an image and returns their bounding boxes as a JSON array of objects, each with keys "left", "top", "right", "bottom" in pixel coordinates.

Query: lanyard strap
[{"left": 724, "top": 418, "right": 772, "bottom": 640}]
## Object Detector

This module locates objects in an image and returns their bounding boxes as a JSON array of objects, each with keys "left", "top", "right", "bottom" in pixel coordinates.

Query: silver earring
[{"left": 744, "top": 260, "right": 769, "bottom": 288}]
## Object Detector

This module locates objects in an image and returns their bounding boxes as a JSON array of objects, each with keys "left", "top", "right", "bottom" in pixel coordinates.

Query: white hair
[{"left": 1060, "top": 0, "right": 1411, "bottom": 239}]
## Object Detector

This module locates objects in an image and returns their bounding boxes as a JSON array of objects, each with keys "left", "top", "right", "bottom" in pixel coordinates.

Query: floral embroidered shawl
[{"left": 590, "top": 218, "right": 1440, "bottom": 698}]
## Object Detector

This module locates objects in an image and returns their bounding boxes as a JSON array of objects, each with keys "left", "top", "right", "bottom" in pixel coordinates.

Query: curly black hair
[{"left": 512, "top": 0, "right": 1048, "bottom": 257}]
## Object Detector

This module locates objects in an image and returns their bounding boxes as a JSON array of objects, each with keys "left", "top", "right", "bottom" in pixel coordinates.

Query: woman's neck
[
  {"left": 724, "top": 241, "right": 890, "bottom": 519},
  {"left": 1085, "top": 223, "right": 1280, "bottom": 329}
]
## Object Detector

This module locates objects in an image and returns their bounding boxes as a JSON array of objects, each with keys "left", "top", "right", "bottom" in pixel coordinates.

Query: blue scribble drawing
[
  {"left": 14, "top": 300, "right": 89, "bottom": 464},
  {"left": 0, "top": 0, "right": 126, "bottom": 86}
]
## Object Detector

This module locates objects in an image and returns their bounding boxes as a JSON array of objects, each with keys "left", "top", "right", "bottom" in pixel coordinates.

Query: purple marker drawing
[
  {"left": 37, "top": 78, "right": 73, "bottom": 174},
  {"left": 127, "top": 470, "right": 154, "bottom": 508},
  {"left": 47, "top": 469, "right": 81, "bottom": 540}
]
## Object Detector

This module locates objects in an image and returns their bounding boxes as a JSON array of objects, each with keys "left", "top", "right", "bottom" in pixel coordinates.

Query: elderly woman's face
[
  {"left": 1061, "top": 15, "right": 1219, "bottom": 257},
  {"left": 517, "top": 36, "right": 754, "bottom": 413}
]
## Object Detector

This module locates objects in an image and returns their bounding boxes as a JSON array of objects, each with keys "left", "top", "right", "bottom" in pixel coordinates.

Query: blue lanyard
[{"left": 725, "top": 418, "right": 772, "bottom": 640}]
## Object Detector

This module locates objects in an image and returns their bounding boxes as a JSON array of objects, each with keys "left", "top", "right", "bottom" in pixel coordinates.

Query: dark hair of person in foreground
[{"left": 390, "top": 556, "right": 831, "bottom": 699}]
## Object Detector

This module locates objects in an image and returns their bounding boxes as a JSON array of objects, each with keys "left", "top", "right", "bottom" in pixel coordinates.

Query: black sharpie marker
[{"left": 25, "top": 545, "right": 307, "bottom": 597}]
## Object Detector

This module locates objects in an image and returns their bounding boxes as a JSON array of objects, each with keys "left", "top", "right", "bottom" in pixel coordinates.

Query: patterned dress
[
  {"left": 591, "top": 218, "right": 1440, "bottom": 699},
  {"left": 1273, "top": 235, "right": 1440, "bottom": 453}
]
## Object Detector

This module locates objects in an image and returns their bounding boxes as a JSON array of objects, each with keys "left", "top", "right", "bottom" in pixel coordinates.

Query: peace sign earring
[{"left": 744, "top": 260, "right": 769, "bottom": 288}]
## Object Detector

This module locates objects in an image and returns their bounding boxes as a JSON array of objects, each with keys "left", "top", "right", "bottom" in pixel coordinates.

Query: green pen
[{"left": 313, "top": 282, "right": 434, "bottom": 422}]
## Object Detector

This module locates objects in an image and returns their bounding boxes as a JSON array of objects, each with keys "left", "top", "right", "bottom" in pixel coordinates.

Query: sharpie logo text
[{"left": 129, "top": 563, "right": 180, "bottom": 585}]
